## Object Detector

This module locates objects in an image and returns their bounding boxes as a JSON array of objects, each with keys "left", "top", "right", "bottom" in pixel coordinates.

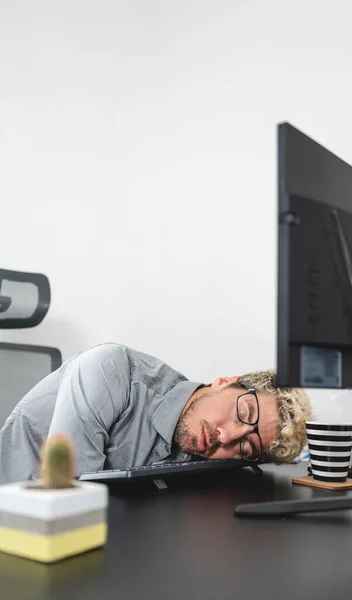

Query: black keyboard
[{"left": 79, "top": 458, "right": 247, "bottom": 483}]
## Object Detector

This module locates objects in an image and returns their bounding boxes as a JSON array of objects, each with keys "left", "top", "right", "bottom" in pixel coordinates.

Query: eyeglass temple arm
[{"left": 250, "top": 465, "right": 263, "bottom": 475}]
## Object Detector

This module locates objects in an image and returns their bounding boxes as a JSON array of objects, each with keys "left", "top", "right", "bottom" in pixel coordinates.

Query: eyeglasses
[{"left": 236, "top": 388, "right": 263, "bottom": 463}]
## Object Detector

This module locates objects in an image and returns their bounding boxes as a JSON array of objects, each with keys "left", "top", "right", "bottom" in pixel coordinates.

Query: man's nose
[{"left": 216, "top": 421, "right": 253, "bottom": 445}]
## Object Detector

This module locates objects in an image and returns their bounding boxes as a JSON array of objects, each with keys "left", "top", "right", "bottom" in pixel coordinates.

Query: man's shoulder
[
  {"left": 65, "top": 342, "right": 189, "bottom": 395},
  {"left": 64, "top": 343, "right": 129, "bottom": 368},
  {"left": 124, "top": 346, "right": 189, "bottom": 394}
]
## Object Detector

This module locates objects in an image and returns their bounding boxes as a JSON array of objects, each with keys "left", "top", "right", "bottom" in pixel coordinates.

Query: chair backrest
[
  {"left": 0, "top": 342, "right": 62, "bottom": 428},
  {"left": 0, "top": 268, "right": 50, "bottom": 329}
]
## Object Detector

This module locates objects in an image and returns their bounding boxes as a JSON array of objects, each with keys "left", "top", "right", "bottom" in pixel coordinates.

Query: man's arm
[{"left": 47, "top": 344, "right": 130, "bottom": 476}]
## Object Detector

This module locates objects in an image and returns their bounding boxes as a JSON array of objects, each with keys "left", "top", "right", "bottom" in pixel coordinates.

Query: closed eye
[
  {"left": 232, "top": 442, "right": 243, "bottom": 459},
  {"left": 241, "top": 436, "right": 257, "bottom": 459}
]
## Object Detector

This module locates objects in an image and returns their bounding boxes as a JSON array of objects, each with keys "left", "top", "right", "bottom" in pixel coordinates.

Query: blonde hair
[{"left": 238, "top": 369, "right": 312, "bottom": 463}]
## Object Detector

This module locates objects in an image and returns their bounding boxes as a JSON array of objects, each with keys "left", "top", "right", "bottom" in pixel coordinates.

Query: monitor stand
[
  {"left": 235, "top": 465, "right": 352, "bottom": 518},
  {"left": 234, "top": 495, "right": 352, "bottom": 517}
]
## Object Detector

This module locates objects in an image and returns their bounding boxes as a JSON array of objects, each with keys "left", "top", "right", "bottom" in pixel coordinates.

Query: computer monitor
[{"left": 277, "top": 122, "right": 352, "bottom": 389}]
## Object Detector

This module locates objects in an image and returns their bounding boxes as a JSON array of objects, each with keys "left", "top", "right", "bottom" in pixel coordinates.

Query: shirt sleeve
[{"left": 47, "top": 344, "right": 130, "bottom": 476}]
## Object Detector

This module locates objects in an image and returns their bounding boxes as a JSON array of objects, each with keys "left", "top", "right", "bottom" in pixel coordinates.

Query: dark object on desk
[
  {"left": 235, "top": 495, "right": 352, "bottom": 517},
  {"left": 0, "top": 268, "right": 51, "bottom": 329},
  {"left": 238, "top": 122, "right": 352, "bottom": 518},
  {"left": 79, "top": 458, "right": 249, "bottom": 487},
  {"left": 277, "top": 122, "right": 352, "bottom": 389}
]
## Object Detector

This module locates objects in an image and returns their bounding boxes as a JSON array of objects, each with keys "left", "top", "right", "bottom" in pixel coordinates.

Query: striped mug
[{"left": 305, "top": 421, "right": 352, "bottom": 483}]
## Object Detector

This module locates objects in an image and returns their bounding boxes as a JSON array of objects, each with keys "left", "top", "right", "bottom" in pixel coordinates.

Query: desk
[{"left": 1, "top": 463, "right": 352, "bottom": 600}]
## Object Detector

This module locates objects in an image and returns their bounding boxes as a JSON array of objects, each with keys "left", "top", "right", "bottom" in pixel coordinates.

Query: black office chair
[
  {"left": 0, "top": 267, "right": 62, "bottom": 427},
  {"left": 0, "top": 342, "right": 62, "bottom": 428},
  {"left": 0, "top": 268, "right": 51, "bottom": 329}
]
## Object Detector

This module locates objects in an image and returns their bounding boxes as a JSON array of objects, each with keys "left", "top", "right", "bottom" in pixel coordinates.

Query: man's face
[{"left": 174, "top": 378, "right": 279, "bottom": 460}]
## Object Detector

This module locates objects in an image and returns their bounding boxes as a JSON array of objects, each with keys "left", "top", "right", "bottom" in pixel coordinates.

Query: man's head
[{"left": 174, "top": 369, "right": 312, "bottom": 463}]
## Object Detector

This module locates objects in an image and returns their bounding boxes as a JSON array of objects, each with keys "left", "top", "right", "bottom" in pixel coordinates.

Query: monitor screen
[{"left": 277, "top": 123, "right": 352, "bottom": 388}]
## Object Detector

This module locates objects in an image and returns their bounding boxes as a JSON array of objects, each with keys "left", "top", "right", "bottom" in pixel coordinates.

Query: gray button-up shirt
[{"left": 0, "top": 343, "right": 203, "bottom": 484}]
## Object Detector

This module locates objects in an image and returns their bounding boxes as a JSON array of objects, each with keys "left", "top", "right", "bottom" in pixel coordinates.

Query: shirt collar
[{"left": 152, "top": 380, "right": 204, "bottom": 448}]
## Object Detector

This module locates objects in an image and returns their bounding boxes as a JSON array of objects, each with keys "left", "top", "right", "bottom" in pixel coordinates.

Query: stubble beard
[{"left": 174, "top": 394, "right": 220, "bottom": 457}]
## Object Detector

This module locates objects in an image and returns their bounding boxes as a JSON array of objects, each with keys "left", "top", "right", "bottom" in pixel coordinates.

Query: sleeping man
[{"left": 0, "top": 342, "right": 312, "bottom": 484}]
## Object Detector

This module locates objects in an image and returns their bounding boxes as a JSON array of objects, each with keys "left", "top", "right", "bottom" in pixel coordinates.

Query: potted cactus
[{"left": 0, "top": 435, "right": 108, "bottom": 563}]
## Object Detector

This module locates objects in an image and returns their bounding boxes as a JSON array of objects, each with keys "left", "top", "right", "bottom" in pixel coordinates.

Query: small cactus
[{"left": 40, "top": 435, "right": 75, "bottom": 489}]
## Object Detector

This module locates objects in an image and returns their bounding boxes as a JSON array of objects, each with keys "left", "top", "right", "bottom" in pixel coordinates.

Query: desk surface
[{"left": 1, "top": 463, "right": 352, "bottom": 600}]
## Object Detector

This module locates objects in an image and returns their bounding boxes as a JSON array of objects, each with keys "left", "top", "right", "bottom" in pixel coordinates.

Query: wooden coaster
[{"left": 292, "top": 475, "right": 352, "bottom": 491}]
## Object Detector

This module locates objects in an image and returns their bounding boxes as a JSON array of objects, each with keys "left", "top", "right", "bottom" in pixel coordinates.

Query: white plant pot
[{"left": 0, "top": 481, "right": 108, "bottom": 563}]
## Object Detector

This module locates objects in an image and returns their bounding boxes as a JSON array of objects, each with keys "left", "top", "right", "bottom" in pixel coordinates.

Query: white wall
[{"left": 2, "top": 0, "right": 352, "bottom": 419}]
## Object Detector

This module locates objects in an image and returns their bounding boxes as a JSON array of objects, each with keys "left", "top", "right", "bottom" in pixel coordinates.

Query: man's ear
[{"left": 211, "top": 376, "right": 239, "bottom": 390}]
